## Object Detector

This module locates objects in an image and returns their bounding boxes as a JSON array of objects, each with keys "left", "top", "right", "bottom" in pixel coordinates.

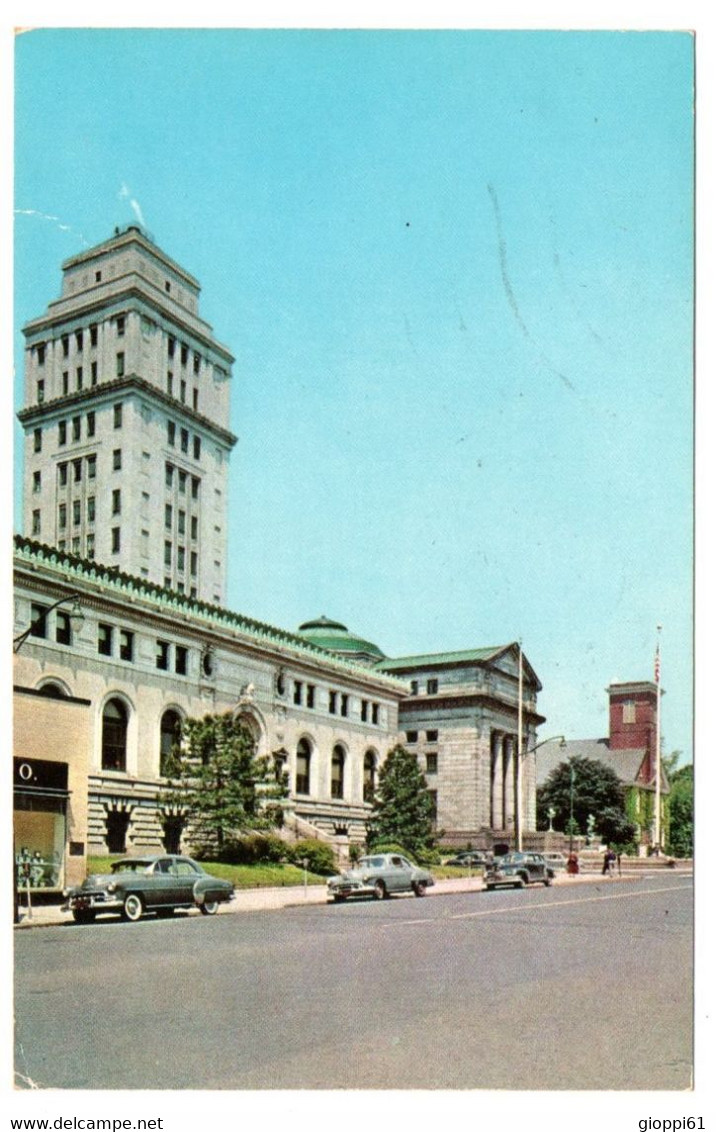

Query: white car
[{"left": 327, "top": 854, "right": 435, "bottom": 902}]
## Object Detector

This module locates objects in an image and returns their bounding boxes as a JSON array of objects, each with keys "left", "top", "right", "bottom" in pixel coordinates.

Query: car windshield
[
  {"left": 111, "top": 860, "right": 154, "bottom": 874},
  {"left": 357, "top": 857, "right": 385, "bottom": 869}
]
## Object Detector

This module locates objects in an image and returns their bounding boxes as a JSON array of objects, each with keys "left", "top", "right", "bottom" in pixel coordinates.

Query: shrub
[
  {"left": 288, "top": 839, "right": 336, "bottom": 875},
  {"left": 370, "top": 841, "right": 413, "bottom": 860},
  {"left": 415, "top": 847, "right": 443, "bottom": 867},
  {"left": 215, "top": 833, "right": 288, "bottom": 865}
]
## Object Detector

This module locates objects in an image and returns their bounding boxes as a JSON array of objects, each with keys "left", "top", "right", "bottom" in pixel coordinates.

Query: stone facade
[{"left": 18, "top": 224, "right": 235, "bottom": 605}]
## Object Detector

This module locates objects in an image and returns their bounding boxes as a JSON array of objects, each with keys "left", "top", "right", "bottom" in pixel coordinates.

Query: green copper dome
[{"left": 297, "top": 615, "right": 386, "bottom": 664}]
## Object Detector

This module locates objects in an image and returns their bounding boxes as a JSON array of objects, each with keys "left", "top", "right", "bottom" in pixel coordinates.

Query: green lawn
[{"left": 87, "top": 856, "right": 327, "bottom": 888}]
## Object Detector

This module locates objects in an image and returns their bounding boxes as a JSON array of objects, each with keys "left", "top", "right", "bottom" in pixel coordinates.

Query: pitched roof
[{"left": 536, "top": 737, "right": 668, "bottom": 791}]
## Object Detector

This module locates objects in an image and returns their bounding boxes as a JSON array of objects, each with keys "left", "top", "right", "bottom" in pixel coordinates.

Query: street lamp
[
  {"left": 13, "top": 593, "right": 84, "bottom": 653},
  {"left": 569, "top": 759, "right": 576, "bottom": 853},
  {"left": 516, "top": 735, "right": 566, "bottom": 850}
]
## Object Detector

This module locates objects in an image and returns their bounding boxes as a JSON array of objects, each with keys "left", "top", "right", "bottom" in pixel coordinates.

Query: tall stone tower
[
  {"left": 607, "top": 680, "right": 660, "bottom": 780},
  {"left": 18, "top": 224, "right": 236, "bottom": 604}
]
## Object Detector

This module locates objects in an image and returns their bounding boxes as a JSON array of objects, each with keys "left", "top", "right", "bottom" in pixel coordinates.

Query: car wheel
[
  {"left": 372, "top": 880, "right": 387, "bottom": 900},
  {"left": 122, "top": 893, "right": 144, "bottom": 922},
  {"left": 72, "top": 909, "right": 95, "bottom": 924},
  {"left": 543, "top": 877, "right": 553, "bottom": 887},
  {"left": 413, "top": 880, "right": 427, "bottom": 897},
  {"left": 200, "top": 901, "right": 219, "bottom": 916},
  {"left": 514, "top": 877, "right": 525, "bottom": 889}
]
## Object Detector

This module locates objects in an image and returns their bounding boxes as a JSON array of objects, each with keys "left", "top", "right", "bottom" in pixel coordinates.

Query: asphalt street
[{"left": 14, "top": 876, "right": 693, "bottom": 1091}]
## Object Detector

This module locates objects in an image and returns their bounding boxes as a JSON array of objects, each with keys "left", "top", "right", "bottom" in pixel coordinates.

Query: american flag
[{"left": 654, "top": 643, "right": 661, "bottom": 684}]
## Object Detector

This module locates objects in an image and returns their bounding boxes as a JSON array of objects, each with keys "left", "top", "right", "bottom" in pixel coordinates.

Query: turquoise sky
[{"left": 13, "top": 29, "right": 694, "bottom": 760}]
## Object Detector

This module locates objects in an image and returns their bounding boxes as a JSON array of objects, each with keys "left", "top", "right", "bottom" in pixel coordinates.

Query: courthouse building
[{"left": 13, "top": 225, "right": 544, "bottom": 891}]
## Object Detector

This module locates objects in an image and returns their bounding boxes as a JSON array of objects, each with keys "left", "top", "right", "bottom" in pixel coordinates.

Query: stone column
[
  {"left": 490, "top": 731, "right": 503, "bottom": 830},
  {"left": 503, "top": 735, "right": 515, "bottom": 831}
]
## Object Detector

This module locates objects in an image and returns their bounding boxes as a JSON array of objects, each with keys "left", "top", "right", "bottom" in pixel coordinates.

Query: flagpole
[
  {"left": 516, "top": 640, "right": 523, "bottom": 851},
  {"left": 654, "top": 625, "right": 662, "bottom": 851}
]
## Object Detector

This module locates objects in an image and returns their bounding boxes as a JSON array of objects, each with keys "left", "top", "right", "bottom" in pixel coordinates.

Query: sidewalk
[{"left": 14, "top": 865, "right": 692, "bottom": 929}]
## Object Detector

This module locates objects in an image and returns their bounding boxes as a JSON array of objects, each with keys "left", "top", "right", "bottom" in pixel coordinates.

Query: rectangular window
[
  {"left": 190, "top": 515, "right": 198, "bottom": 540},
  {"left": 32, "top": 470, "right": 41, "bottom": 493},
  {"left": 114, "top": 402, "right": 123, "bottom": 428},
  {"left": 119, "top": 630, "right": 134, "bottom": 662},
  {"left": 89, "top": 324, "right": 98, "bottom": 347},
  {"left": 180, "top": 428, "right": 189, "bottom": 453},
  {"left": 37, "top": 379, "right": 45, "bottom": 403},
  {"left": 33, "top": 428, "right": 42, "bottom": 453},
  {"left": 55, "top": 611, "right": 71, "bottom": 646},
  {"left": 156, "top": 640, "right": 170, "bottom": 671},
  {"left": 168, "top": 336, "right": 176, "bottom": 358},
  {"left": 165, "top": 504, "right": 173, "bottom": 530},
  {"left": 177, "top": 546, "right": 185, "bottom": 572},
  {"left": 76, "top": 367, "right": 83, "bottom": 391},
  {"left": 86, "top": 533, "right": 95, "bottom": 558},
  {"left": 175, "top": 646, "right": 188, "bottom": 676},
  {"left": 180, "top": 381, "right": 186, "bottom": 403},
  {"left": 165, "top": 462, "right": 174, "bottom": 488},
  {"left": 371, "top": 703, "right": 380, "bottom": 726},
  {"left": 73, "top": 458, "right": 82, "bottom": 483},
  {"left": 31, "top": 509, "right": 41, "bottom": 536},
  {"left": 191, "top": 476, "right": 200, "bottom": 500},
  {"left": 36, "top": 343, "right": 46, "bottom": 365},
  {"left": 426, "top": 753, "right": 438, "bottom": 774},
  {"left": 181, "top": 344, "right": 188, "bottom": 366},
  {"left": 340, "top": 694, "right": 349, "bottom": 718},
  {"left": 164, "top": 541, "right": 172, "bottom": 567},
  {"left": 192, "top": 388, "right": 199, "bottom": 411},
  {"left": 58, "top": 503, "right": 67, "bottom": 530},
  {"left": 72, "top": 416, "right": 81, "bottom": 441},
  {"left": 167, "top": 372, "right": 174, "bottom": 395},
  {"left": 116, "top": 353, "right": 125, "bottom": 378},
  {"left": 361, "top": 699, "right": 368, "bottom": 722},
  {"left": 71, "top": 535, "right": 80, "bottom": 556},
  {"left": 58, "top": 462, "right": 68, "bottom": 487},
  {"left": 193, "top": 353, "right": 201, "bottom": 375},
  {"left": 167, "top": 421, "right": 176, "bottom": 446},
  {"left": 190, "top": 551, "right": 197, "bottom": 577},
  {"left": 623, "top": 701, "right": 636, "bottom": 723},
  {"left": 91, "top": 361, "right": 98, "bottom": 386},
  {"left": 75, "top": 330, "right": 83, "bottom": 351},
  {"left": 112, "top": 489, "right": 121, "bottom": 516},
  {"left": 426, "top": 679, "right": 439, "bottom": 695},
  {"left": 111, "top": 527, "right": 120, "bottom": 553},
  {"left": 306, "top": 684, "right": 315, "bottom": 709},
  {"left": 113, "top": 449, "right": 122, "bottom": 470},
  {"left": 178, "top": 510, "right": 186, "bottom": 535},
  {"left": 116, "top": 315, "right": 125, "bottom": 337},
  {"left": 178, "top": 471, "right": 187, "bottom": 494},
  {"left": 293, "top": 682, "right": 303, "bottom": 706},
  {"left": 406, "top": 731, "right": 418, "bottom": 743},
  {"left": 426, "top": 729, "right": 439, "bottom": 742},
  {"left": 87, "top": 496, "right": 95, "bottom": 523},
  {"left": 87, "top": 454, "right": 96, "bottom": 479},
  {"left": 427, "top": 790, "right": 438, "bottom": 823},
  {"left": 58, "top": 420, "right": 67, "bottom": 446},
  {"left": 30, "top": 602, "right": 48, "bottom": 640},
  {"left": 61, "top": 335, "right": 69, "bottom": 358},
  {"left": 410, "top": 680, "right": 419, "bottom": 695},
  {"left": 72, "top": 500, "right": 81, "bottom": 526},
  {"left": 329, "top": 691, "right": 337, "bottom": 715},
  {"left": 87, "top": 411, "right": 96, "bottom": 437},
  {"left": 62, "top": 372, "right": 69, "bottom": 395},
  {"left": 98, "top": 623, "right": 113, "bottom": 656},
  {"left": 193, "top": 436, "right": 201, "bottom": 460}
]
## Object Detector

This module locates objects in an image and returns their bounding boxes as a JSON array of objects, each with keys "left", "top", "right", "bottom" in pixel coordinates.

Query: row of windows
[
  {"left": 165, "top": 462, "right": 201, "bottom": 498},
  {"left": 166, "top": 372, "right": 200, "bottom": 410},
  {"left": 409, "top": 678, "right": 440, "bottom": 695},
  {"left": 164, "top": 542, "right": 198, "bottom": 576},
  {"left": 405, "top": 729, "right": 439, "bottom": 743},
  {"left": 291, "top": 680, "right": 381, "bottom": 725},
  {"left": 57, "top": 491, "right": 120, "bottom": 528},
  {"left": 32, "top": 403, "right": 122, "bottom": 453},
  {"left": 167, "top": 336, "right": 203, "bottom": 374},
  {"left": 165, "top": 506, "right": 199, "bottom": 540},
  {"left": 33, "top": 322, "right": 103, "bottom": 366},
  {"left": 167, "top": 420, "right": 201, "bottom": 460},
  {"left": 275, "top": 739, "right": 379, "bottom": 801}
]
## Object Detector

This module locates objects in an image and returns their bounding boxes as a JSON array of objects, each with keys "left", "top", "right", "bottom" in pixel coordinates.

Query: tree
[
  {"left": 367, "top": 744, "right": 435, "bottom": 858},
  {"left": 666, "top": 764, "right": 693, "bottom": 857},
  {"left": 163, "top": 713, "right": 287, "bottom": 855},
  {"left": 537, "top": 757, "right": 631, "bottom": 842}
]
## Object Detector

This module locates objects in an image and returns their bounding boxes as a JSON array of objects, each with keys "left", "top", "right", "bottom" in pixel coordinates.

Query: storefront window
[{"left": 14, "top": 759, "right": 68, "bottom": 891}]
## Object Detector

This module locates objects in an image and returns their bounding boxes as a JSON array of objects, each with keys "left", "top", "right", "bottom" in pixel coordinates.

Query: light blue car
[{"left": 327, "top": 854, "right": 435, "bottom": 902}]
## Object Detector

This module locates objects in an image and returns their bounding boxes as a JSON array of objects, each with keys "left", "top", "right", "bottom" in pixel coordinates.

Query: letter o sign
[{"left": 18, "top": 762, "right": 34, "bottom": 781}]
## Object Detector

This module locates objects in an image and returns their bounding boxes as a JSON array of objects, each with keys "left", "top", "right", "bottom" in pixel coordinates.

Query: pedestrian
[
  {"left": 602, "top": 848, "right": 616, "bottom": 877},
  {"left": 567, "top": 851, "right": 579, "bottom": 875}
]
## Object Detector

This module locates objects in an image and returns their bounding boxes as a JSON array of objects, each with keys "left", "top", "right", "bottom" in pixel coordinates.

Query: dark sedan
[
  {"left": 484, "top": 852, "right": 555, "bottom": 891},
  {"left": 63, "top": 854, "right": 234, "bottom": 923}
]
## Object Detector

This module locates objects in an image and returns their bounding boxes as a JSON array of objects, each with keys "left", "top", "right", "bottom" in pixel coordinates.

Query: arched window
[
  {"left": 36, "top": 681, "right": 68, "bottom": 699},
  {"left": 363, "top": 750, "right": 377, "bottom": 803},
  {"left": 102, "top": 698, "right": 128, "bottom": 771},
  {"left": 160, "top": 709, "right": 182, "bottom": 776},
  {"left": 331, "top": 745, "right": 346, "bottom": 800},
  {"left": 295, "top": 739, "right": 311, "bottom": 795}
]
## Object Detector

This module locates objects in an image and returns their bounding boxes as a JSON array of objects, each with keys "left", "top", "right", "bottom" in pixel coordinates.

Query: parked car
[
  {"left": 444, "top": 851, "right": 493, "bottom": 868},
  {"left": 327, "top": 854, "right": 435, "bottom": 902},
  {"left": 484, "top": 852, "right": 555, "bottom": 891},
  {"left": 63, "top": 854, "right": 235, "bottom": 923},
  {"left": 542, "top": 852, "right": 568, "bottom": 870}
]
